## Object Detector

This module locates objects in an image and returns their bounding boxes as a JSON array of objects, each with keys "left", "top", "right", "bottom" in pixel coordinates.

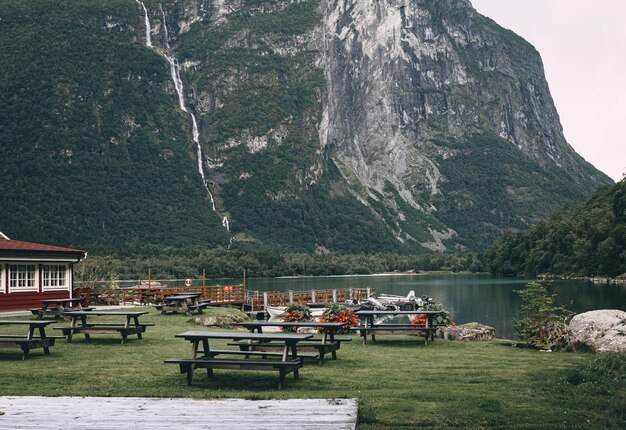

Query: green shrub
[
  {"left": 514, "top": 281, "right": 574, "bottom": 350},
  {"left": 423, "top": 303, "right": 453, "bottom": 326}
]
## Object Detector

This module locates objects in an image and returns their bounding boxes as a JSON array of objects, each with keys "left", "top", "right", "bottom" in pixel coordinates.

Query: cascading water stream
[
  {"left": 137, "top": 0, "right": 152, "bottom": 47},
  {"left": 137, "top": 1, "right": 231, "bottom": 246},
  {"left": 159, "top": 4, "right": 170, "bottom": 49}
]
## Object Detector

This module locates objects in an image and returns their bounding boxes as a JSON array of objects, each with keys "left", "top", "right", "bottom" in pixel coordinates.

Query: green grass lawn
[{"left": 1, "top": 308, "right": 624, "bottom": 429}]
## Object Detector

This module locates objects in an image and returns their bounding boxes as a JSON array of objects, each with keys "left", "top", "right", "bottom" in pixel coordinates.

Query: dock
[{"left": 0, "top": 396, "right": 357, "bottom": 429}]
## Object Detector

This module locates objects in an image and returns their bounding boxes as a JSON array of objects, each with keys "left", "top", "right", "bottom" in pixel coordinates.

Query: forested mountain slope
[
  {"left": 0, "top": 0, "right": 611, "bottom": 253},
  {"left": 483, "top": 180, "right": 626, "bottom": 277}
]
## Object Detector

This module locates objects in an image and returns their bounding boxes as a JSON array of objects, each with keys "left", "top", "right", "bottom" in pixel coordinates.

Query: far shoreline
[{"left": 274, "top": 270, "right": 489, "bottom": 279}]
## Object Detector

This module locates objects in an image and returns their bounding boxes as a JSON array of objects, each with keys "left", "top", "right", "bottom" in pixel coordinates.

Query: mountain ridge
[{"left": 0, "top": 0, "right": 611, "bottom": 253}]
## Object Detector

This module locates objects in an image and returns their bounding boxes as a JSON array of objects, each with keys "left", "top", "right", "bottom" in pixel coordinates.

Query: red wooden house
[{"left": 0, "top": 233, "right": 87, "bottom": 311}]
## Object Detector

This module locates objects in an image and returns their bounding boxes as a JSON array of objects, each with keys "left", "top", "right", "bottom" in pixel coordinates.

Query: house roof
[{"left": 0, "top": 237, "right": 86, "bottom": 255}]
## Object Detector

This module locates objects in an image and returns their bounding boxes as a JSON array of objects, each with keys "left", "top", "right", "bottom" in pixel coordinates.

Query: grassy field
[{"left": 1, "top": 308, "right": 624, "bottom": 429}]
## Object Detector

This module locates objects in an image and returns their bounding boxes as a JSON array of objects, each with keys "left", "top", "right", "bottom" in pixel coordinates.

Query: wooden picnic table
[
  {"left": 0, "top": 320, "right": 60, "bottom": 359},
  {"left": 155, "top": 293, "right": 209, "bottom": 316},
  {"left": 30, "top": 298, "right": 89, "bottom": 320},
  {"left": 165, "top": 331, "right": 313, "bottom": 389},
  {"left": 54, "top": 311, "right": 152, "bottom": 344},
  {"left": 353, "top": 310, "right": 445, "bottom": 345},
  {"left": 236, "top": 321, "right": 350, "bottom": 364}
]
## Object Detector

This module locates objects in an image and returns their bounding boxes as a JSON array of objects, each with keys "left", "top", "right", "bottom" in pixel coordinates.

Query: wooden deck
[{"left": 0, "top": 396, "right": 357, "bottom": 429}]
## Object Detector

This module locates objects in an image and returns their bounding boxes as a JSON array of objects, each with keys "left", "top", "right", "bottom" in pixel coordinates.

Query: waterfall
[
  {"left": 159, "top": 4, "right": 170, "bottom": 49},
  {"left": 164, "top": 54, "right": 216, "bottom": 211},
  {"left": 136, "top": 0, "right": 152, "bottom": 47},
  {"left": 136, "top": 1, "right": 231, "bottom": 244},
  {"left": 222, "top": 216, "right": 233, "bottom": 249}
]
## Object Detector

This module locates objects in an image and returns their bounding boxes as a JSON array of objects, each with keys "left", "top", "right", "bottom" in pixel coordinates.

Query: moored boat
[{"left": 265, "top": 305, "right": 326, "bottom": 318}]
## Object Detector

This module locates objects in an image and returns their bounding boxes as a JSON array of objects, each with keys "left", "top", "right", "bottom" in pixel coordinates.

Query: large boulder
[
  {"left": 195, "top": 314, "right": 249, "bottom": 327},
  {"left": 569, "top": 310, "right": 626, "bottom": 353},
  {"left": 436, "top": 322, "right": 495, "bottom": 341}
]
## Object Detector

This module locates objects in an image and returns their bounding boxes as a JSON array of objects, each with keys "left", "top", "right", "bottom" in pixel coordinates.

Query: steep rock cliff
[{"left": 162, "top": 0, "right": 609, "bottom": 251}]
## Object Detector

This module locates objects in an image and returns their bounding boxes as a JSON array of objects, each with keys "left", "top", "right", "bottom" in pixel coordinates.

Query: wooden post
[
  {"left": 311, "top": 289, "right": 316, "bottom": 304},
  {"left": 202, "top": 270, "right": 206, "bottom": 299},
  {"left": 332, "top": 289, "right": 337, "bottom": 303},
  {"left": 349, "top": 288, "right": 353, "bottom": 300},
  {"left": 289, "top": 290, "right": 293, "bottom": 303},
  {"left": 148, "top": 268, "right": 151, "bottom": 288},
  {"left": 263, "top": 292, "right": 268, "bottom": 309},
  {"left": 367, "top": 287, "right": 371, "bottom": 298}
]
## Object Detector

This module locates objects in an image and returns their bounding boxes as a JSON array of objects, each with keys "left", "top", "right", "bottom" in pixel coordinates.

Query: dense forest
[
  {"left": 482, "top": 179, "right": 626, "bottom": 277},
  {"left": 74, "top": 250, "right": 486, "bottom": 283}
]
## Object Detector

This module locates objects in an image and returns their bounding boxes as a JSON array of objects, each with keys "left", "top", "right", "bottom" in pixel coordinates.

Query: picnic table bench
[
  {"left": 352, "top": 310, "right": 444, "bottom": 345},
  {"left": 54, "top": 311, "right": 152, "bottom": 344},
  {"left": 154, "top": 293, "right": 210, "bottom": 316},
  {"left": 0, "top": 320, "right": 60, "bottom": 359},
  {"left": 29, "top": 298, "right": 92, "bottom": 321},
  {"left": 166, "top": 331, "right": 312, "bottom": 389},
  {"left": 235, "top": 321, "right": 351, "bottom": 364}
]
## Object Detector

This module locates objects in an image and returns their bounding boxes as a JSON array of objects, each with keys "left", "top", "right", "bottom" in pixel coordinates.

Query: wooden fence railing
[
  {"left": 88, "top": 282, "right": 374, "bottom": 313},
  {"left": 246, "top": 287, "right": 375, "bottom": 311},
  {"left": 96, "top": 284, "right": 246, "bottom": 306}
]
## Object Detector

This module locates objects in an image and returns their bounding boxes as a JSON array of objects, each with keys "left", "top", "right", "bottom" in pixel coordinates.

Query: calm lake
[{"left": 242, "top": 273, "right": 626, "bottom": 339}]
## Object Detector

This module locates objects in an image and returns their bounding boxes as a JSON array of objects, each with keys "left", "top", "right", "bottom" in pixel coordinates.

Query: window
[
  {"left": 42, "top": 264, "right": 68, "bottom": 291},
  {"left": 9, "top": 264, "right": 37, "bottom": 292},
  {"left": 0, "top": 265, "right": 4, "bottom": 293}
]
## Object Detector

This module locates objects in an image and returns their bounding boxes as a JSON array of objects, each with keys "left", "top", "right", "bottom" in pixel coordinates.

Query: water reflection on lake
[{"left": 245, "top": 273, "right": 626, "bottom": 339}]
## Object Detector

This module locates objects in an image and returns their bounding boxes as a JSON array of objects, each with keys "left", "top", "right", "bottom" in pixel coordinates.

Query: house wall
[
  {"left": 0, "top": 290, "right": 71, "bottom": 311},
  {"left": 0, "top": 262, "right": 73, "bottom": 311}
]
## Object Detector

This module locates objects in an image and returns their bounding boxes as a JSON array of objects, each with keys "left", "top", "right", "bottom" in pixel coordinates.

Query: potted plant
[
  {"left": 318, "top": 303, "right": 358, "bottom": 334},
  {"left": 281, "top": 303, "right": 313, "bottom": 332}
]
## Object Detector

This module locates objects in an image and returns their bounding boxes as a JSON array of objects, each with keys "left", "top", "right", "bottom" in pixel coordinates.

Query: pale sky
[{"left": 471, "top": 0, "right": 625, "bottom": 182}]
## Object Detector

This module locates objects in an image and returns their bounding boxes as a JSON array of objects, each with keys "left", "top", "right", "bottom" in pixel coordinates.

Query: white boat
[
  {"left": 377, "top": 290, "right": 417, "bottom": 303},
  {"left": 360, "top": 290, "right": 434, "bottom": 311},
  {"left": 265, "top": 305, "right": 326, "bottom": 318}
]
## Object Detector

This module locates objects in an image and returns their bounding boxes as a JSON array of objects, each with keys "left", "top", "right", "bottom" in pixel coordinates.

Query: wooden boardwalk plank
[{"left": 0, "top": 396, "right": 357, "bottom": 429}]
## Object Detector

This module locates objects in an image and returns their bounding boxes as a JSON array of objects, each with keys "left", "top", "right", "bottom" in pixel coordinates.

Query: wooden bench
[
  {"left": 57, "top": 311, "right": 151, "bottom": 344},
  {"left": 0, "top": 334, "right": 65, "bottom": 340},
  {"left": 164, "top": 357, "right": 303, "bottom": 390},
  {"left": 0, "top": 320, "right": 59, "bottom": 359},
  {"left": 228, "top": 340, "right": 340, "bottom": 364},
  {"left": 154, "top": 303, "right": 209, "bottom": 314},
  {"left": 155, "top": 295, "right": 209, "bottom": 316},
  {"left": 351, "top": 325, "right": 438, "bottom": 345},
  {"left": 29, "top": 306, "right": 94, "bottom": 319},
  {"left": 55, "top": 324, "right": 152, "bottom": 343},
  {"left": 226, "top": 342, "right": 320, "bottom": 360},
  {"left": 235, "top": 321, "right": 350, "bottom": 364},
  {"left": 204, "top": 348, "right": 318, "bottom": 360},
  {"left": 169, "top": 331, "right": 313, "bottom": 389},
  {"left": 0, "top": 337, "right": 55, "bottom": 360},
  {"left": 188, "top": 303, "right": 210, "bottom": 313},
  {"left": 354, "top": 310, "right": 444, "bottom": 345}
]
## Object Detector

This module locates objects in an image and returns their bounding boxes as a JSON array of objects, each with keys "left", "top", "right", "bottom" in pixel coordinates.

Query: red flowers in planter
[
  {"left": 318, "top": 303, "right": 358, "bottom": 334},
  {"left": 411, "top": 314, "right": 427, "bottom": 327}
]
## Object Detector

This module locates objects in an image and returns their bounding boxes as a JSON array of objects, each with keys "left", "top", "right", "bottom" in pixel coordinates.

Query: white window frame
[
  {"left": 0, "top": 264, "right": 5, "bottom": 293},
  {"left": 42, "top": 264, "right": 70, "bottom": 291},
  {"left": 8, "top": 264, "right": 38, "bottom": 293}
]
